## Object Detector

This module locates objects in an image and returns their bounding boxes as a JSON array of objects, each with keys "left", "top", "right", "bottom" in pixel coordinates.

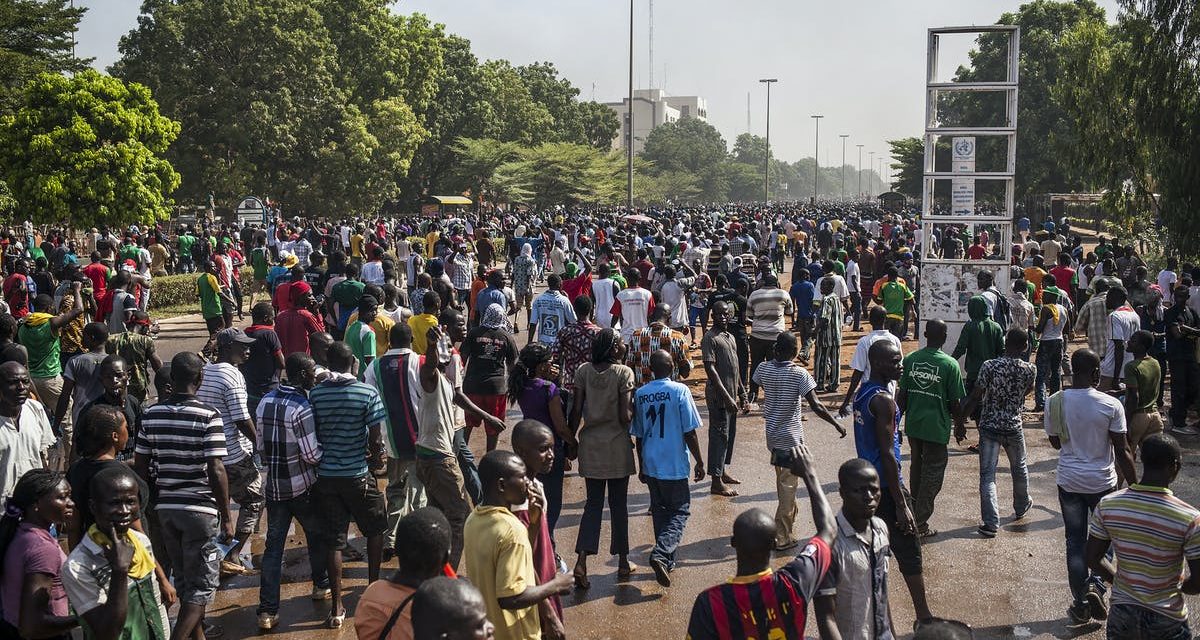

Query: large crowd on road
[{"left": 0, "top": 203, "right": 1198, "bottom": 640}]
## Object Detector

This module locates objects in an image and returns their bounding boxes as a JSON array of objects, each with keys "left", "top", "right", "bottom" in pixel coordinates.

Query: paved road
[{"left": 149, "top": 294, "right": 1200, "bottom": 639}]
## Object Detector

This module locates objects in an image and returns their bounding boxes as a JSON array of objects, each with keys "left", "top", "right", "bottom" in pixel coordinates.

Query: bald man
[{"left": 686, "top": 445, "right": 835, "bottom": 639}]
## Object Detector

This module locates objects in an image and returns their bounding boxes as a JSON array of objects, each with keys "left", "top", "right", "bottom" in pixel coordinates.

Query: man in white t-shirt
[
  {"left": 611, "top": 268, "right": 655, "bottom": 342},
  {"left": 838, "top": 306, "right": 902, "bottom": 417},
  {"left": 845, "top": 253, "right": 862, "bottom": 331},
  {"left": 1100, "top": 288, "right": 1141, "bottom": 391},
  {"left": 1044, "top": 348, "right": 1137, "bottom": 624}
]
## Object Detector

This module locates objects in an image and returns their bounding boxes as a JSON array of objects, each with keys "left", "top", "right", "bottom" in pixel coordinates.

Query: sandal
[
  {"left": 572, "top": 565, "right": 590, "bottom": 590},
  {"left": 327, "top": 609, "right": 346, "bottom": 629}
]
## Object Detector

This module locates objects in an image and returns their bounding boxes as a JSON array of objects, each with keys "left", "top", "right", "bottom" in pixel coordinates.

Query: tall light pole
[
  {"left": 759, "top": 79, "right": 778, "bottom": 204},
  {"left": 839, "top": 134, "right": 849, "bottom": 200},
  {"left": 868, "top": 151, "right": 875, "bottom": 199},
  {"left": 811, "top": 115, "right": 823, "bottom": 201},
  {"left": 856, "top": 144, "right": 864, "bottom": 197},
  {"left": 626, "top": 0, "right": 634, "bottom": 211}
]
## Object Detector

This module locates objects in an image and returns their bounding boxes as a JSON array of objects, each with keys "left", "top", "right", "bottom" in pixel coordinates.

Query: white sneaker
[
  {"left": 310, "top": 586, "right": 332, "bottom": 601},
  {"left": 257, "top": 613, "right": 278, "bottom": 631}
]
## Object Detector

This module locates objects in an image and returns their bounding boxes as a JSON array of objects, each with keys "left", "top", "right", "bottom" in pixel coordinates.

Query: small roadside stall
[{"left": 420, "top": 195, "right": 473, "bottom": 218}]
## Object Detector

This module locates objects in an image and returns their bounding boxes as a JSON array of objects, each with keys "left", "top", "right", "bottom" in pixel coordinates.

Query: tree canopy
[
  {"left": 0, "top": 0, "right": 90, "bottom": 113},
  {"left": 0, "top": 70, "right": 180, "bottom": 229}
]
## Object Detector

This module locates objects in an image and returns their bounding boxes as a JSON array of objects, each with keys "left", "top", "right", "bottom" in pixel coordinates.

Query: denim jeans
[
  {"left": 646, "top": 478, "right": 691, "bottom": 570},
  {"left": 575, "top": 477, "right": 629, "bottom": 556},
  {"left": 1106, "top": 603, "right": 1191, "bottom": 640},
  {"left": 259, "top": 491, "right": 330, "bottom": 614},
  {"left": 705, "top": 400, "right": 737, "bottom": 479},
  {"left": 977, "top": 430, "right": 1030, "bottom": 529},
  {"left": 538, "top": 438, "right": 566, "bottom": 538},
  {"left": 454, "top": 428, "right": 482, "bottom": 505},
  {"left": 1035, "top": 338, "right": 1063, "bottom": 408},
  {"left": 1059, "top": 486, "right": 1112, "bottom": 606}
]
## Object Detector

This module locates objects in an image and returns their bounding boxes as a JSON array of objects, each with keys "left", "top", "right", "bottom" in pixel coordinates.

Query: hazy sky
[{"left": 75, "top": 0, "right": 1121, "bottom": 172}]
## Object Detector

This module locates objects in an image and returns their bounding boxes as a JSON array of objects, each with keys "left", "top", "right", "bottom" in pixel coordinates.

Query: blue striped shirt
[{"left": 308, "top": 374, "right": 387, "bottom": 478}]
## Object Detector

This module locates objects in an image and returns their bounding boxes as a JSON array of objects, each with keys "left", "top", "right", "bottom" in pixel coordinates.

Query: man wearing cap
[
  {"left": 197, "top": 327, "right": 265, "bottom": 576},
  {"left": 276, "top": 282, "right": 325, "bottom": 357}
]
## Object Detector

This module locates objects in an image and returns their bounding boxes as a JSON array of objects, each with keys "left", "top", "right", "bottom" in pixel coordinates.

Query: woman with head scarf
[
  {"left": 567, "top": 328, "right": 637, "bottom": 588},
  {"left": 459, "top": 303, "right": 519, "bottom": 452}
]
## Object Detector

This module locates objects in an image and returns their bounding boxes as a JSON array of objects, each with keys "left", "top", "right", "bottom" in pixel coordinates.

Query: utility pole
[
  {"left": 839, "top": 134, "right": 849, "bottom": 200},
  {"left": 648, "top": 0, "right": 654, "bottom": 89},
  {"left": 746, "top": 92, "right": 751, "bottom": 134},
  {"left": 856, "top": 144, "right": 864, "bottom": 197},
  {"left": 811, "top": 115, "right": 824, "bottom": 201},
  {"left": 759, "top": 79, "right": 778, "bottom": 204},
  {"left": 868, "top": 151, "right": 875, "bottom": 200},
  {"left": 627, "top": 0, "right": 634, "bottom": 211}
]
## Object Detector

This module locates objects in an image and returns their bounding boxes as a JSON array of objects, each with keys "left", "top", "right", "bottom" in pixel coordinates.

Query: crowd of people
[{"left": 0, "top": 202, "right": 1198, "bottom": 639}]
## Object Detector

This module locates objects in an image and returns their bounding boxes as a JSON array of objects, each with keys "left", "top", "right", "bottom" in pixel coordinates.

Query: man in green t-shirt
[
  {"left": 875, "top": 266, "right": 915, "bottom": 339},
  {"left": 1123, "top": 329, "right": 1163, "bottom": 454},
  {"left": 248, "top": 238, "right": 271, "bottom": 307},
  {"left": 177, "top": 229, "right": 197, "bottom": 273},
  {"left": 330, "top": 263, "right": 366, "bottom": 333},
  {"left": 16, "top": 287, "right": 86, "bottom": 465},
  {"left": 196, "top": 259, "right": 225, "bottom": 355},
  {"left": 898, "top": 319, "right": 966, "bottom": 538},
  {"left": 344, "top": 296, "right": 379, "bottom": 379}
]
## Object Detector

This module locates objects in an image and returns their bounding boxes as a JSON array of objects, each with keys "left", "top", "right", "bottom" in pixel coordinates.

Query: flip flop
[
  {"left": 326, "top": 611, "right": 345, "bottom": 629},
  {"left": 572, "top": 566, "right": 590, "bottom": 590}
]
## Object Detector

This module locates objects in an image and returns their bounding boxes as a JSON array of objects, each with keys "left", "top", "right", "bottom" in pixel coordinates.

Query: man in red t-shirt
[
  {"left": 966, "top": 236, "right": 988, "bottom": 260},
  {"left": 2, "top": 258, "right": 32, "bottom": 318},
  {"left": 1049, "top": 252, "right": 1077, "bottom": 304},
  {"left": 686, "top": 445, "right": 835, "bottom": 640}
]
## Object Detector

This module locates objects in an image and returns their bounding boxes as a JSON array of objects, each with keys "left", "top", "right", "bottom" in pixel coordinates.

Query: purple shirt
[
  {"left": 518, "top": 378, "right": 559, "bottom": 429},
  {"left": 1, "top": 523, "right": 68, "bottom": 626}
]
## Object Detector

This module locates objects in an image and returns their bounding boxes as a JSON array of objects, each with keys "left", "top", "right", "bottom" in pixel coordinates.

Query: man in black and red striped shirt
[{"left": 686, "top": 444, "right": 836, "bottom": 640}]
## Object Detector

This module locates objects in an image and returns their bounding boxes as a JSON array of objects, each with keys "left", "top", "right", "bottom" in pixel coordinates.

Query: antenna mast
[{"left": 648, "top": 0, "right": 655, "bottom": 89}]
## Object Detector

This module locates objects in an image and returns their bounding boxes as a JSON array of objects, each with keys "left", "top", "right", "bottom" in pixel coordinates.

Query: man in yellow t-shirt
[{"left": 463, "top": 451, "right": 571, "bottom": 640}]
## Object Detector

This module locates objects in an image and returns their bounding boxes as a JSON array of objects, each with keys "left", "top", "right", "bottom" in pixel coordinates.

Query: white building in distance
[{"left": 604, "top": 89, "right": 708, "bottom": 154}]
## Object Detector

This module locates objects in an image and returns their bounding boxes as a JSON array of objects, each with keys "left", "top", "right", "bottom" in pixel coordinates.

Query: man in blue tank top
[{"left": 851, "top": 339, "right": 934, "bottom": 627}]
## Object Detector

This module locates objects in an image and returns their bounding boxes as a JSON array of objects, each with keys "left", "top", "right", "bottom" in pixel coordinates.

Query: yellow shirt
[
  {"left": 350, "top": 234, "right": 365, "bottom": 259},
  {"left": 463, "top": 506, "right": 540, "bottom": 640},
  {"left": 346, "top": 312, "right": 396, "bottom": 357},
  {"left": 408, "top": 313, "right": 438, "bottom": 355},
  {"left": 425, "top": 232, "right": 440, "bottom": 258}
]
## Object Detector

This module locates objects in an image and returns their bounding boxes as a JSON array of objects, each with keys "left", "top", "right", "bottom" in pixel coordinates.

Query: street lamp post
[
  {"left": 868, "top": 151, "right": 875, "bottom": 200},
  {"left": 759, "top": 79, "right": 778, "bottom": 204},
  {"left": 626, "top": 0, "right": 634, "bottom": 211},
  {"left": 856, "top": 144, "right": 864, "bottom": 198},
  {"left": 811, "top": 115, "right": 823, "bottom": 201},
  {"left": 839, "top": 134, "right": 849, "bottom": 200}
]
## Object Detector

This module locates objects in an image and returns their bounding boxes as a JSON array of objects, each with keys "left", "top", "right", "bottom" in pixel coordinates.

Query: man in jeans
[
  {"left": 1043, "top": 348, "right": 1137, "bottom": 624},
  {"left": 254, "top": 353, "right": 330, "bottom": 631},
  {"left": 133, "top": 352, "right": 233, "bottom": 640},
  {"left": 631, "top": 350, "right": 706, "bottom": 587},
  {"left": 196, "top": 327, "right": 264, "bottom": 576},
  {"left": 701, "top": 301, "right": 741, "bottom": 497},
  {"left": 1087, "top": 434, "right": 1200, "bottom": 639},
  {"left": 898, "top": 319, "right": 965, "bottom": 538},
  {"left": 958, "top": 328, "right": 1035, "bottom": 538}
]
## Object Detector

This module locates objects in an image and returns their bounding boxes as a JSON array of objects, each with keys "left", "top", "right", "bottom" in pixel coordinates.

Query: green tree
[
  {"left": 732, "top": 133, "right": 769, "bottom": 165},
  {"left": 888, "top": 137, "right": 925, "bottom": 198},
  {"left": 949, "top": 0, "right": 1108, "bottom": 197},
  {"left": 641, "top": 117, "right": 727, "bottom": 175},
  {"left": 0, "top": 71, "right": 180, "bottom": 228},
  {"left": 577, "top": 101, "right": 620, "bottom": 150},
  {"left": 479, "top": 60, "right": 554, "bottom": 147},
  {"left": 113, "top": 0, "right": 428, "bottom": 214},
  {"left": 450, "top": 137, "right": 523, "bottom": 204},
  {"left": 0, "top": 0, "right": 90, "bottom": 112},
  {"left": 516, "top": 62, "right": 584, "bottom": 143}
]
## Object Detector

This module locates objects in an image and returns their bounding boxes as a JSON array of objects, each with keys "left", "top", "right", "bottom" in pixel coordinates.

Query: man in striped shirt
[
  {"left": 196, "top": 328, "right": 264, "bottom": 576},
  {"left": 133, "top": 352, "right": 232, "bottom": 640},
  {"left": 1087, "top": 434, "right": 1200, "bottom": 639},
  {"left": 254, "top": 353, "right": 329, "bottom": 631},
  {"left": 746, "top": 274, "right": 793, "bottom": 403},
  {"left": 308, "top": 341, "right": 388, "bottom": 628}
]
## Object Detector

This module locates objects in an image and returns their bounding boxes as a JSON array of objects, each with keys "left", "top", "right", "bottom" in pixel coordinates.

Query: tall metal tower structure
[{"left": 648, "top": 0, "right": 655, "bottom": 89}]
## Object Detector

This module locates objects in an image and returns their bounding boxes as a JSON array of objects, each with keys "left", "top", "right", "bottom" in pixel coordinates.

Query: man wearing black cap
[{"left": 197, "top": 327, "right": 263, "bottom": 576}]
